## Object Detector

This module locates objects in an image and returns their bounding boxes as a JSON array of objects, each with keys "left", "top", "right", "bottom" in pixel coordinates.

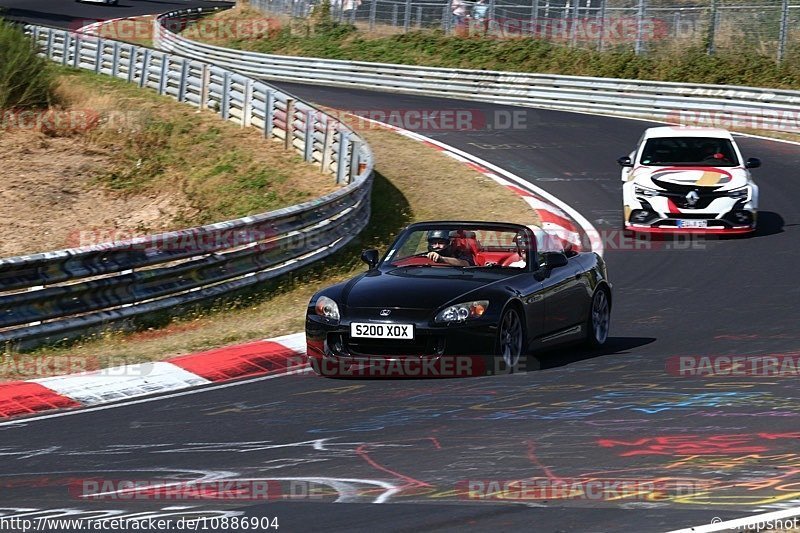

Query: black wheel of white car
[
  {"left": 496, "top": 306, "right": 525, "bottom": 372},
  {"left": 586, "top": 288, "right": 610, "bottom": 347}
]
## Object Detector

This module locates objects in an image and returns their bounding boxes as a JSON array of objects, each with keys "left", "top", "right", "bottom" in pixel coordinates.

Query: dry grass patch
[
  {"left": 5, "top": 118, "right": 539, "bottom": 379},
  {"left": 0, "top": 68, "right": 337, "bottom": 257}
]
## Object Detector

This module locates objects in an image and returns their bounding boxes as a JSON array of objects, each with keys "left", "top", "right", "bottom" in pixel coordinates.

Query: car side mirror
[
  {"left": 361, "top": 249, "right": 379, "bottom": 269},
  {"left": 745, "top": 157, "right": 761, "bottom": 169},
  {"left": 545, "top": 252, "right": 569, "bottom": 269},
  {"left": 617, "top": 156, "right": 633, "bottom": 167}
]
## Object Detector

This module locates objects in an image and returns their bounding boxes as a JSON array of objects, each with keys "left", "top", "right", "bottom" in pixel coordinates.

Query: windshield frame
[
  {"left": 637, "top": 136, "right": 741, "bottom": 168},
  {"left": 378, "top": 222, "right": 539, "bottom": 273}
]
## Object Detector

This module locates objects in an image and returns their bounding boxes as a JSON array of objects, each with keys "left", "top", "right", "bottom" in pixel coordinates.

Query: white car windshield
[{"left": 640, "top": 137, "right": 739, "bottom": 167}]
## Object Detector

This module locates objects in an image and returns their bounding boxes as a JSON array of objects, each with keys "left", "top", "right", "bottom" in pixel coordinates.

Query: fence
[
  {"left": 0, "top": 24, "right": 374, "bottom": 350},
  {"left": 250, "top": 0, "right": 800, "bottom": 61},
  {"left": 152, "top": 7, "right": 800, "bottom": 132}
]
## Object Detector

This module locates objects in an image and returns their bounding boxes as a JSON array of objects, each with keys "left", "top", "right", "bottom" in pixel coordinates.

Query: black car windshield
[
  {"left": 385, "top": 227, "right": 531, "bottom": 270},
  {"left": 639, "top": 137, "right": 739, "bottom": 167}
]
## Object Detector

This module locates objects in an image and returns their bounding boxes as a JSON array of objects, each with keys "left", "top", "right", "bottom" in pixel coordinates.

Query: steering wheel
[{"left": 391, "top": 253, "right": 439, "bottom": 267}]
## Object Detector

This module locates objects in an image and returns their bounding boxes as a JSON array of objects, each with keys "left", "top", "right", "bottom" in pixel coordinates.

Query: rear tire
[{"left": 585, "top": 288, "right": 610, "bottom": 348}]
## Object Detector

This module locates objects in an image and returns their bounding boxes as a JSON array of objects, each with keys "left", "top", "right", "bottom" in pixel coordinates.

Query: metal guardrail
[
  {"left": 0, "top": 24, "right": 374, "bottom": 350},
  {"left": 154, "top": 7, "right": 800, "bottom": 131}
]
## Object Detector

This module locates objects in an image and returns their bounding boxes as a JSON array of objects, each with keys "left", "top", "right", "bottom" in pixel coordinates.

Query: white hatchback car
[{"left": 619, "top": 127, "right": 761, "bottom": 234}]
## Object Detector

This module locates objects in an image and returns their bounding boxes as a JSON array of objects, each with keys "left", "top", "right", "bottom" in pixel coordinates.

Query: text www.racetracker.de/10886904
[{"left": 0, "top": 516, "right": 279, "bottom": 531}]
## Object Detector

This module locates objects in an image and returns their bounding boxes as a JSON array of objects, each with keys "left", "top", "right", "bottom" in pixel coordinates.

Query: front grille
[
  {"left": 664, "top": 213, "right": 716, "bottom": 219},
  {"left": 332, "top": 333, "right": 444, "bottom": 357},
  {"left": 650, "top": 180, "right": 729, "bottom": 209}
]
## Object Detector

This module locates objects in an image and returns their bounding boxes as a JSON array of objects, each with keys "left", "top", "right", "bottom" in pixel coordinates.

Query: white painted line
[
  {"left": 0, "top": 367, "right": 311, "bottom": 427},
  {"left": 666, "top": 506, "right": 800, "bottom": 533}
]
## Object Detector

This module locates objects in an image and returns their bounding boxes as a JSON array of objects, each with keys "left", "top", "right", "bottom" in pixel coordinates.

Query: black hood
[{"left": 341, "top": 268, "right": 507, "bottom": 310}]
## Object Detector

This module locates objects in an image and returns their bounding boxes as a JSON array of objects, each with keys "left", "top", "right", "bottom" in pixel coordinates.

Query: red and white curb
[{"left": 0, "top": 333, "right": 306, "bottom": 420}]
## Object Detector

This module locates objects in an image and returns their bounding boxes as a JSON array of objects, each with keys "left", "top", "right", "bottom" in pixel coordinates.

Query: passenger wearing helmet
[
  {"left": 505, "top": 233, "right": 528, "bottom": 268},
  {"left": 425, "top": 229, "right": 474, "bottom": 266}
]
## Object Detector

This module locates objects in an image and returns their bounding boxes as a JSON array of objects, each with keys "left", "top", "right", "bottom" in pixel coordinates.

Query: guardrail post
[
  {"left": 321, "top": 120, "right": 334, "bottom": 173},
  {"left": 304, "top": 109, "right": 315, "bottom": 162},
  {"left": 178, "top": 59, "right": 190, "bottom": 103},
  {"left": 127, "top": 45, "right": 136, "bottom": 83},
  {"left": 94, "top": 39, "right": 103, "bottom": 73},
  {"left": 31, "top": 27, "right": 40, "bottom": 52},
  {"left": 242, "top": 79, "right": 254, "bottom": 127},
  {"left": 73, "top": 35, "right": 82, "bottom": 69},
  {"left": 778, "top": 0, "right": 790, "bottom": 63},
  {"left": 284, "top": 98, "right": 295, "bottom": 150},
  {"left": 199, "top": 64, "right": 210, "bottom": 110},
  {"left": 140, "top": 48, "right": 151, "bottom": 88},
  {"left": 403, "top": 0, "right": 412, "bottom": 31},
  {"left": 349, "top": 139, "right": 362, "bottom": 181},
  {"left": 369, "top": 0, "right": 377, "bottom": 31},
  {"left": 158, "top": 55, "right": 169, "bottom": 94},
  {"left": 61, "top": 33, "right": 71, "bottom": 66},
  {"left": 111, "top": 41, "right": 120, "bottom": 78},
  {"left": 264, "top": 90, "right": 275, "bottom": 139},
  {"left": 336, "top": 130, "right": 350, "bottom": 184},
  {"left": 45, "top": 30, "right": 54, "bottom": 59},
  {"left": 221, "top": 72, "right": 231, "bottom": 120}
]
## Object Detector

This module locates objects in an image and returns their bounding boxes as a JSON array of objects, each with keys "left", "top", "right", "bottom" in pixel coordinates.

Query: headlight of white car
[
  {"left": 435, "top": 301, "right": 489, "bottom": 323},
  {"left": 634, "top": 184, "right": 660, "bottom": 197},
  {"left": 726, "top": 186, "right": 749, "bottom": 200},
  {"left": 314, "top": 296, "right": 340, "bottom": 321}
]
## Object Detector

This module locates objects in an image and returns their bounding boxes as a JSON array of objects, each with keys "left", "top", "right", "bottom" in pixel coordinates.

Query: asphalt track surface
[{"left": 2, "top": 2, "right": 800, "bottom": 531}]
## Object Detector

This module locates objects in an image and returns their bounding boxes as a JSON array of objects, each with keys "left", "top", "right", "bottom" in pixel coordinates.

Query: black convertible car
[{"left": 305, "top": 221, "right": 611, "bottom": 377}]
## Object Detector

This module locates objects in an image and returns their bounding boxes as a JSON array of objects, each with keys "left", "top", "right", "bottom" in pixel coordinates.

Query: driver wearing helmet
[{"left": 425, "top": 229, "right": 474, "bottom": 266}]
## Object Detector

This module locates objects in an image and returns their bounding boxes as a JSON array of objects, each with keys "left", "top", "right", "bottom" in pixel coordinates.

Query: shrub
[{"left": 0, "top": 18, "right": 57, "bottom": 110}]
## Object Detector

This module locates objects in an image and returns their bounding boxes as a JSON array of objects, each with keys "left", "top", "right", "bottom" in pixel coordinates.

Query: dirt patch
[{"left": 0, "top": 130, "right": 190, "bottom": 257}]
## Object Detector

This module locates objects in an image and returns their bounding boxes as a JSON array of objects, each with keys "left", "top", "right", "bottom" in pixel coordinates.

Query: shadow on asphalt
[{"left": 531, "top": 336, "right": 657, "bottom": 371}]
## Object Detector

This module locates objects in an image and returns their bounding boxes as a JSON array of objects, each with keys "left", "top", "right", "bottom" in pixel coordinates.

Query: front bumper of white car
[{"left": 623, "top": 183, "right": 758, "bottom": 234}]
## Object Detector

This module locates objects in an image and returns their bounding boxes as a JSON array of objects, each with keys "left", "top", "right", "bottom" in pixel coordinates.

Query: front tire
[
  {"left": 585, "top": 288, "right": 610, "bottom": 348},
  {"left": 495, "top": 306, "right": 526, "bottom": 373}
]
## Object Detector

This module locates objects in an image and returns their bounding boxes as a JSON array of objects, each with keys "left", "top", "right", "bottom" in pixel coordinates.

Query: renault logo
[
  {"left": 379, "top": 309, "right": 392, "bottom": 316},
  {"left": 685, "top": 190, "right": 700, "bottom": 206}
]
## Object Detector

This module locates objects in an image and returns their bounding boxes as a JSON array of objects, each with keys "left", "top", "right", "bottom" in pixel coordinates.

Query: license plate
[
  {"left": 677, "top": 219, "right": 708, "bottom": 229},
  {"left": 350, "top": 323, "right": 414, "bottom": 340}
]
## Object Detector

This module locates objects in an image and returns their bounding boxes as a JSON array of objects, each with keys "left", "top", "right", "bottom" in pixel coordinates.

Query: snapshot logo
[
  {"left": 0, "top": 355, "right": 157, "bottom": 378},
  {"left": 70, "top": 479, "right": 331, "bottom": 501},
  {"left": 65, "top": 226, "right": 282, "bottom": 253},
  {"left": 0, "top": 109, "right": 101, "bottom": 134},
  {"left": 669, "top": 109, "right": 800, "bottom": 133},
  {"left": 72, "top": 17, "right": 280, "bottom": 42},
  {"left": 470, "top": 17, "right": 669, "bottom": 43},
  {"left": 456, "top": 478, "right": 705, "bottom": 501},
  {"left": 306, "top": 354, "right": 489, "bottom": 378},
  {"left": 667, "top": 355, "right": 800, "bottom": 377},
  {"left": 585, "top": 229, "right": 707, "bottom": 252},
  {"left": 329, "top": 109, "right": 529, "bottom": 132}
]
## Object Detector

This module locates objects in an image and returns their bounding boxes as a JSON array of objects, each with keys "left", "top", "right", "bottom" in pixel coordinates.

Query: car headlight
[
  {"left": 314, "top": 296, "right": 340, "bottom": 321},
  {"left": 435, "top": 300, "right": 489, "bottom": 323},
  {"left": 726, "top": 186, "right": 749, "bottom": 200},
  {"left": 634, "top": 184, "right": 660, "bottom": 197}
]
